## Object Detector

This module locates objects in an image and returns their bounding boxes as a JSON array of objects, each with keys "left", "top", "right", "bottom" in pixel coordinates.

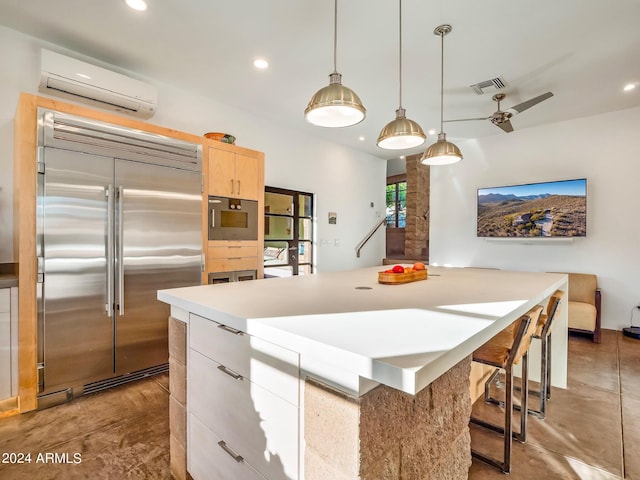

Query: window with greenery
[{"left": 386, "top": 180, "right": 407, "bottom": 228}]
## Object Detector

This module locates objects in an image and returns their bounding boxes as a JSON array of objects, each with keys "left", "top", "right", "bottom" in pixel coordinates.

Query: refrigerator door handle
[
  {"left": 106, "top": 184, "right": 115, "bottom": 317},
  {"left": 117, "top": 185, "right": 125, "bottom": 316}
]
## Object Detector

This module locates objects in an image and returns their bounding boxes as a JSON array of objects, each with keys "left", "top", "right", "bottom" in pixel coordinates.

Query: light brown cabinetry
[
  {"left": 207, "top": 241, "right": 259, "bottom": 273},
  {"left": 202, "top": 143, "right": 264, "bottom": 282},
  {"left": 208, "top": 147, "right": 260, "bottom": 201}
]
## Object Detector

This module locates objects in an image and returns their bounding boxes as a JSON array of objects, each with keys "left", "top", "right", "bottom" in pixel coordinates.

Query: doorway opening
[{"left": 264, "top": 187, "right": 314, "bottom": 277}]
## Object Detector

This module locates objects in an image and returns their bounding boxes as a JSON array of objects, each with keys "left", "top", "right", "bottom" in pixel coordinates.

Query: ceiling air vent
[{"left": 470, "top": 76, "right": 507, "bottom": 95}]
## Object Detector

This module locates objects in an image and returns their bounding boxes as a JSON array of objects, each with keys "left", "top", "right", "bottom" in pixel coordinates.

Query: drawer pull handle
[
  {"left": 218, "top": 324, "right": 244, "bottom": 335},
  {"left": 218, "top": 440, "right": 244, "bottom": 463},
  {"left": 228, "top": 257, "right": 242, "bottom": 260},
  {"left": 217, "top": 364, "right": 243, "bottom": 380}
]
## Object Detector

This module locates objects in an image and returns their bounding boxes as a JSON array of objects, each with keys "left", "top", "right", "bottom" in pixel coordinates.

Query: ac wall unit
[{"left": 39, "top": 49, "right": 157, "bottom": 118}]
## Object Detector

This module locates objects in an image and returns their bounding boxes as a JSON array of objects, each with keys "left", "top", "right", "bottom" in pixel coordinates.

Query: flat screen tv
[{"left": 477, "top": 178, "right": 587, "bottom": 238}]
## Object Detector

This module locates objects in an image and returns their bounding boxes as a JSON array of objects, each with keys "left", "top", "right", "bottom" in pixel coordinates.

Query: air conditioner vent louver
[{"left": 470, "top": 76, "right": 507, "bottom": 95}]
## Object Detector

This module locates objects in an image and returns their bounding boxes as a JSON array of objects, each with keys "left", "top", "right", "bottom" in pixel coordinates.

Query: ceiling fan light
[
  {"left": 377, "top": 108, "right": 426, "bottom": 150},
  {"left": 421, "top": 133, "right": 463, "bottom": 165},
  {"left": 305, "top": 73, "right": 366, "bottom": 128}
]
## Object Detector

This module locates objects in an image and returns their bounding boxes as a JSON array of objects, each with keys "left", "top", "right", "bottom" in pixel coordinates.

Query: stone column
[
  {"left": 304, "top": 356, "right": 472, "bottom": 480},
  {"left": 404, "top": 154, "right": 430, "bottom": 260},
  {"left": 168, "top": 317, "right": 188, "bottom": 480}
]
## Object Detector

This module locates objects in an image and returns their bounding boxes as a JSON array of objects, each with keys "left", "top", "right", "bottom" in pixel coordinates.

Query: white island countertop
[{"left": 158, "top": 266, "right": 567, "bottom": 395}]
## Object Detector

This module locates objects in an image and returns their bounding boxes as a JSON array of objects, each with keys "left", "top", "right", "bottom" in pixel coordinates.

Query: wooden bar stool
[
  {"left": 470, "top": 305, "right": 543, "bottom": 474},
  {"left": 531, "top": 291, "right": 564, "bottom": 418},
  {"left": 485, "top": 291, "right": 564, "bottom": 419}
]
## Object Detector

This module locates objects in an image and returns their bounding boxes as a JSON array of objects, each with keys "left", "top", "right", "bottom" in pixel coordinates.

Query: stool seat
[{"left": 472, "top": 330, "right": 514, "bottom": 366}]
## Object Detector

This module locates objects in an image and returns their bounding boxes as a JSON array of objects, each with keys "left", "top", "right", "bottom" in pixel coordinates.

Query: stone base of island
[{"left": 158, "top": 266, "right": 568, "bottom": 480}]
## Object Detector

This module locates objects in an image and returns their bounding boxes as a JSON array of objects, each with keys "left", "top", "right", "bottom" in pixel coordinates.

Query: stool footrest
[
  {"left": 470, "top": 416, "right": 526, "bottom": 442},
  {"left": 471, "top": 450, "right": 509, "bottom": 474}
]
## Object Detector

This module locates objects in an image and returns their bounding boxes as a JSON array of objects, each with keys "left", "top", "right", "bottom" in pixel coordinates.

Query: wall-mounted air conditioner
[{"left": 39, "top": 49, "right": 157, "bottom": 118}]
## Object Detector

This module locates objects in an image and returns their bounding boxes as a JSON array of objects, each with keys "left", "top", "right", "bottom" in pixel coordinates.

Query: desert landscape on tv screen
[{"left": 477, "top": 179, "right": 587, "bottom": 238}]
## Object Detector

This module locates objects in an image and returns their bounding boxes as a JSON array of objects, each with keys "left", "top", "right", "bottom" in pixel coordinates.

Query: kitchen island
[{"left": 158, "top": 266, "right": 568, "bottom": 480}]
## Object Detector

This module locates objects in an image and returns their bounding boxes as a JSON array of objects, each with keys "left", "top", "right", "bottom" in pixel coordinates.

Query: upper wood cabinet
[{"left": 208, "top": 146, "right": 260, "bottom": 201}]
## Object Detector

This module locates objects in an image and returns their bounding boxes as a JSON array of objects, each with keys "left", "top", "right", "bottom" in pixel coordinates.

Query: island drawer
[
  {"left": 189, "top": 349, "right": 299, "bottom": 480},
  {"left": 189, "top": 413, "right": 267, "bottom": 480},
  {"left": 189, "top": 314, "right": 299, "bottom": 405}
]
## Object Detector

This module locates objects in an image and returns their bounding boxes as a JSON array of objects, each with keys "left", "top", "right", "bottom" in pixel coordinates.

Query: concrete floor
[
  {"left": 0, "top": 374, "right": 172, "bottom": 479},
  {"left": 469, "top": 329, "right": 640, "bottom": 479},
  {"left": 0, "top": 329, "right": 637, "bottom": 479}
]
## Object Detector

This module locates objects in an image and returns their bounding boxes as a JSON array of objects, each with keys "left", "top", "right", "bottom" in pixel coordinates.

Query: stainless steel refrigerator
[{"left": 36, "top": 109, "right": 202, "bottom": 406}]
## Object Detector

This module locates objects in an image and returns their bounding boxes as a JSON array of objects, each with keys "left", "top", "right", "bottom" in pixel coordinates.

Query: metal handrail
[{"left": 355, "top": 217, "right": 387, "bottom": 258}]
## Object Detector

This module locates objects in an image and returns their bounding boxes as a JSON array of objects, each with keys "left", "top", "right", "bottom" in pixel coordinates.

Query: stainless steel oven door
[{"left": 208, "top": 196, "right": 258, "bottom": 241}]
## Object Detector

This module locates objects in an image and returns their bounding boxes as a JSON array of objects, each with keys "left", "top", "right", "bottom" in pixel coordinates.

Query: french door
[{"left": 264, "top": 187, "right": 313, "bottom": 277}]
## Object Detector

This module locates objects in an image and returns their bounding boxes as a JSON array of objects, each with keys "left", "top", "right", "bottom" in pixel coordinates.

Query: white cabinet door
[
  {"left": 189, "top": 414, "right": 267, "bottom": 480},
  {"left": 189, "top": 349, "right": 299, "bottom": 480}
]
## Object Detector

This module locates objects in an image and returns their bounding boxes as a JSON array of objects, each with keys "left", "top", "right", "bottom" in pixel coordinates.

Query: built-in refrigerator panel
[
  {"left": 42, "top": 147, "right": 115, "bottom": 393},
  {"left": 114, "top": 159, "right": 201, "bottom": 374}
]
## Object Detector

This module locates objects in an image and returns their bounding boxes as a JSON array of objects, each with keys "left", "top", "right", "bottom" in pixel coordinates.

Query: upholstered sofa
[{"left": 565, "top": 272, "right": 602, "bottom": 343}]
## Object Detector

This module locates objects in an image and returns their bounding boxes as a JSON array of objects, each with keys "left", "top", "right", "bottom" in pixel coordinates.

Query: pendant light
[
  {"left": 421, "top": 25, "right": 463, "bottom": 165},
  {"left": 305, "top": 0, "right": 366, "bottom": 128},
  {"left": 377, "top": 0, "right": 426, "bottom": 150}
]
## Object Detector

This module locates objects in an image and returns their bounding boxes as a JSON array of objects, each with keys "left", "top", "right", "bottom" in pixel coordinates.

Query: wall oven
[{"left": 208, "top": 196, "right": 258, "bottom": 241}]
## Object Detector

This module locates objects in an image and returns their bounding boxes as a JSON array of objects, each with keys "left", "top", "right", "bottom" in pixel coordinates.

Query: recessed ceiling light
[
  {"left": 400, "top": 155, "right": 405, "bottom": 159},
  {"left": 428, "top": 129, "right": 436, "bottom": 136},
  {"left": 253, "top": 58, "right": 269, "bottom": 69},
  {"left": 125, "top": 0, "right": 147, "bottom": 11},
  {"left": 623, "top": 83, "right": 636, "bottom": 92},
  {"left": 358, "top": 136, "right": 365, "bottom": 141}
]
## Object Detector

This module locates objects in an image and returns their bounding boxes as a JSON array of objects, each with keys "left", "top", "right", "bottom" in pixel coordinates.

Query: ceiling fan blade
[
  {"left": 444, "top": 117, "right": 491, "bottom": 123},
  {"left": 506, "top": 92, "right": 553, "bottom": 115},
  {"left": 495, "top": 119, "right": 514, "bottom": 133}
]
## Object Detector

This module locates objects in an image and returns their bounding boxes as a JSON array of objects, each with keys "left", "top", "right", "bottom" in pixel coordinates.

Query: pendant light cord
[
  {"left": 439, "top": 29, "right": 444, "bottom": 134},
  {"left": 333, "top": 0, "right": 338, "bottom": 74},
  {"left": 398, "top": 0, "right": 403, "bottom": 109}
]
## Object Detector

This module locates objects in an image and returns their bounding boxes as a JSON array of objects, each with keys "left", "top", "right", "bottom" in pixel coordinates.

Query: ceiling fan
[{"left": 445, "top": 92, "right": 553, "bottom": 133}]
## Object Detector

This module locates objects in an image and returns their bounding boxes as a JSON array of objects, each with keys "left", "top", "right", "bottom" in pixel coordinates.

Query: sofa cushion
[{"left": 568, "top": 301, "right": 597, "bottom": 332}]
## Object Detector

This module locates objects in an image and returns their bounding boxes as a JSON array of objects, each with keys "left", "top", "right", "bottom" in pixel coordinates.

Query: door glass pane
[
  {"left": 298, "top": 218, "right": 312, "bottom": 240},
  {"left": 298, "top": 241, "right": 312, "bottom": 263},
  {"left": 299, "top": 194, "right": 312, "bottom": 217},
  {"left": 265, "top": 192, "right": 293, "bottom": 215},
  {"left": 264, "top": 241, "right": 289, "bottom": 266},
  {"left": 264, "top": 266, "right": 293, "bottom": 278},
  {"left": 265, "top": 216, "right": 292, "bottom": 240}
]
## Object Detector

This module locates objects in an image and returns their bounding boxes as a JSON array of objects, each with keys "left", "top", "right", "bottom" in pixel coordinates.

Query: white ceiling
[{"left": 1, "top": 0, "right": 639, "bottom": 160}]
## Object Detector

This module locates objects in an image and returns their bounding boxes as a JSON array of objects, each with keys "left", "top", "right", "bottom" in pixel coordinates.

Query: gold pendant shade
[{"left": 305, "top": 72, "right": 366, "bottom": 128}]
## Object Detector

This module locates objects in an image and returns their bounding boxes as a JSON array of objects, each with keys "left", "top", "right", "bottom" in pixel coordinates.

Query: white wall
[
  {"left": 0, "top": 26, "right": 386, "bottom": 271},
  {"left": 430, "top": 106, "right": 640, "bottom": 330}
]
